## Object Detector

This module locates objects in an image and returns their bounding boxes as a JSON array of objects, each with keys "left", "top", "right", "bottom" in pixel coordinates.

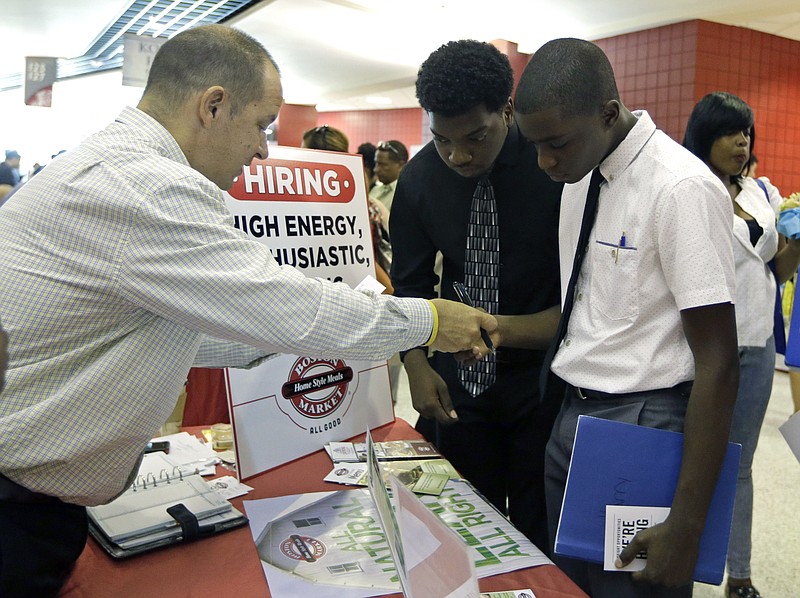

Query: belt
[
  {"left": 0, "top": 472, "right": 61, "bottom": 504},
  {"left": 571, "top": 381, "right": 693, "bottom": 401}
]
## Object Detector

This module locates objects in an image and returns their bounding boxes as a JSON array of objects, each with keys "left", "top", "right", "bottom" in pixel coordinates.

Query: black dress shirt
[{"left": 390, "top": 122, "right": 563, "bottom": 421}]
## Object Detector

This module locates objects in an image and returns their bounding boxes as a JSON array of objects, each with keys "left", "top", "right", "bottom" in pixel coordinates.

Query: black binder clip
[
  {"left": 167, "top": 503, "right": 201, "bottom": 542},
  {"left": 167, "top": 503, "right": 215, "bottom": 542}
]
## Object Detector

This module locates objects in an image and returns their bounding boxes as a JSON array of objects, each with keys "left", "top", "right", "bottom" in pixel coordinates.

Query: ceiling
[{"left": 3, "top": 0, "right": 800, "bottom": 111}]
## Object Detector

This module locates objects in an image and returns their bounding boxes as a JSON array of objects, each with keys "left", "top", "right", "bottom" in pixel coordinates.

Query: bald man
[{"left": 0, "top": 24, "right": 494, "bottom": 595}]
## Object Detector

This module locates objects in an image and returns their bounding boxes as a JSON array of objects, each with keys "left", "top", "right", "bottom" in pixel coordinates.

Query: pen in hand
[{"left": 452, "top": 281, "right": 496, "bottom": 354}]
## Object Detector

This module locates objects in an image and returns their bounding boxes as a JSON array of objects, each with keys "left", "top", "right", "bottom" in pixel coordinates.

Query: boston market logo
[
  {"left": 281, "top": 357, "right": 353, "bottom": 420},
  {"left": 280, "top": 534, "right": 326, "bottom": 562}
]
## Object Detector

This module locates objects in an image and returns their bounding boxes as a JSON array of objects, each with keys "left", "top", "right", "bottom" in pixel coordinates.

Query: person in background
[
  {"left": 357, "top": 141, "right": 387, "bottom": 226},
  {"left": 0, "top": 25, "right": 495, "bottom": 596},
  {"left": 0, "top": 149, "right": 21, "bottom": 201},
  {"left": 301, "top": 123, "right": 349, "bottom": 153},
  {"left": 301, "top": 125, "right": 393, "bottom": 292},
  {"left": 390, "top": 39, "right": 564, "bottom": 550},
  {"left": 357, "top": 141, "right": 378, "bottom": 192},
  {"left": 684, "top": 91, "right": 800, "bottom": 598},
  {"left": 515, "top": 38, "right": 738, "bottom": 597},
  {"left": 0, "top": 161, "right": 45, "bottom": 208},
  {"left": 369, "top": 139, "right": 408, "bottom": 214},
  {"left": 745, "top": 153, "right": 800, "bottom": 413},
  {"left": 0, "top": 149, "right": 21, "bottom": 186}
]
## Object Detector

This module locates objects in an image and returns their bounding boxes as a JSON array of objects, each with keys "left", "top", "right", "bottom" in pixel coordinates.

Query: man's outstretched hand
[{"left": 428, "top": 298, "right": 497, "bottom": 357}]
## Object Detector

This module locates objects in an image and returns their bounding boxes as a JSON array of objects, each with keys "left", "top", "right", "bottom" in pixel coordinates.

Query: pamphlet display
[
  {"left": 223, "top": 147, "right": 394, "bottom": 479},
  {"left": 244, "top": 480, "right": 550, "bottom": 597}
]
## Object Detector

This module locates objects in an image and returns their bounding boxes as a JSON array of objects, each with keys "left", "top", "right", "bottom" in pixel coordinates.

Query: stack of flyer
[
  {"left": 324, "top": 439, "right": 442, "bottom": 462},
  {"left": 323, "top": 439, "right": 457, "bottom": 496}
]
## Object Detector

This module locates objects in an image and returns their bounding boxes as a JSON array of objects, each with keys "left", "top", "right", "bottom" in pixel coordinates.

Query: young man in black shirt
[{"left": 390, "top": 40, "right": 564, "bottom": 552}]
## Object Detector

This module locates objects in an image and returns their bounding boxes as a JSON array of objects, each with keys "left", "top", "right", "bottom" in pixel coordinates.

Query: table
[{"left": 60, "top": 418, "right": 588, "bottom": 598}]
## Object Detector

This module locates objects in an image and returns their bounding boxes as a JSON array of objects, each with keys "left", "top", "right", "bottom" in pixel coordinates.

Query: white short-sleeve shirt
[
  {"left": 551, "top": 111, "right": 735, "bottom": 393},
  {"left": 732, "top": 177, "right": 779, "bottom": 347}
]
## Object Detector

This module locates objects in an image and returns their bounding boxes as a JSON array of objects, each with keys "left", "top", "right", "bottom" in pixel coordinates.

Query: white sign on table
[{"left": 224, "top": 147, "right": 394, "bottom": 479}]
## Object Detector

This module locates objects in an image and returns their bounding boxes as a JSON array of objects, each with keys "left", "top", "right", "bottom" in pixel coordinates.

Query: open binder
[{"left": 88, "top": 470, "right": 247, "bottom": 559}]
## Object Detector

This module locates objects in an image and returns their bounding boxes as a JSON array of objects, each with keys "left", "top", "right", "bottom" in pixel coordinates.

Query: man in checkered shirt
[{"left": 0, "top": 25, "right": 496, "bottom": 596}]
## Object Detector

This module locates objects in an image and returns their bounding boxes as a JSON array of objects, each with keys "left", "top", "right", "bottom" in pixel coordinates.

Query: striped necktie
[{"left": 457, "top": 175, "right": 499, "bottom": 396}]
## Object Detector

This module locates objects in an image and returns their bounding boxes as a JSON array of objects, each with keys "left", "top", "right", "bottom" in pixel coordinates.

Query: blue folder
[{"left": 554, "top": 415, "right": 741, "bottom": 585}]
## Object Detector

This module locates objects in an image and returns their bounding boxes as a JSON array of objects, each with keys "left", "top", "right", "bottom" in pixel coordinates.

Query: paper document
[
  {"left": 603, "top": 505, "right": 670, "bottom": 572},
  {"left": 779, "top": 410, "right": 800, "bottom": 463}
]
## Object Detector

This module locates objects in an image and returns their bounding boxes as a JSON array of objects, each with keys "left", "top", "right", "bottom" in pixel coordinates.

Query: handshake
[{"left": 425, "top": 298, "right": 498, "bottom": 359}]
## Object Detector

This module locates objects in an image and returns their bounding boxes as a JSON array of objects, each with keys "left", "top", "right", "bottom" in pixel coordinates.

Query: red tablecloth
[{"left": 60, "top": 418, "right": 587, "bottom": 598}]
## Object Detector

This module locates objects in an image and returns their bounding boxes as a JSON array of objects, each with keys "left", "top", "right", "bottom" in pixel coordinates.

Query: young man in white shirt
[{"left": 514, "top": 38, "right": 739, "bottom": 597}]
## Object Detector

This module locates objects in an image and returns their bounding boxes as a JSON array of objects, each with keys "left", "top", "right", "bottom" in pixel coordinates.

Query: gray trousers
[{"left": 545, "top": 384, "right": 694, "bottom": 598}]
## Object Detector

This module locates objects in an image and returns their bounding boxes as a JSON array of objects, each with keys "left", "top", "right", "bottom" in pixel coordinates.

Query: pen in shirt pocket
[{"left": 615, "top": 231, "right": 626, "bottom": 263}]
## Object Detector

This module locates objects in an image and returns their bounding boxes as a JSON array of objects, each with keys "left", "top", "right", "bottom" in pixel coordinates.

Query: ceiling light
[{"left": 315, "top": 102, "right": 352, "bottom": 112}]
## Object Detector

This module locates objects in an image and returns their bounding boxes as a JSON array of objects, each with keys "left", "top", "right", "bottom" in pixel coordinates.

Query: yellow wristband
[{"left": 423, "top": 300, "right": 439, "bottom": 347}]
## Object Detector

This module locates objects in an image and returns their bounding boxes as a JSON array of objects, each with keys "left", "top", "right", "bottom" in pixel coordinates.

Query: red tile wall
[
  {"left": 694, "top": 21, "right": 800, "bottom": 195},
  {"left": 595, "top": 20, "right": 800, "bottom": 195},
  {"left": 315, "top": 108, "right": 424, "bottom": 155},
  {"left": 283, "top": 23, "right": 800, "bottom": 194},
  {"left": 595, "top": 21, "right": 698, "bottom": 147},
  {"left": 275, "top": 103, "right": 317, "bottom": 149}
]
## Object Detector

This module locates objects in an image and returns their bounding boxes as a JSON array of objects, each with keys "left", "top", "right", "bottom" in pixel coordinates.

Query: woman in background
[
  {"left": 684, "top": 91, "right": 800, "bottom": 598},
  {"left": 302, "top": 125, "right": 393, "bottom": 293}
]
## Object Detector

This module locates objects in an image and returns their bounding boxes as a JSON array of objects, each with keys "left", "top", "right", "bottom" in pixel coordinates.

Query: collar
[
  {"left": 115, "top": 106, "right": 191, "bottom": 168},
  {"left": 495, "top": 121, "right": 523, "bottom": 168},
  {"left": 374, "top": 179, "right": 397, "bottom": 194},
  {"left": 598, "top": 110, "right": 656, "bottom": 183}
]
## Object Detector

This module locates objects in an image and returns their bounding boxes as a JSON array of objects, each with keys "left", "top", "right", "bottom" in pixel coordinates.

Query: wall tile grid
[
  {"left": 275, "top": 103, "right": 317, "bottom": 149},
  {"left": 316, "top": 108, "right": 423, "bottom": 156},
  {"left": 693, "top": 21, "right": 800, "bottom": 196},
  {"left": 597, "top": 20, "right": 800, "bottom": 195},
  {"left": 595, "top": 22, "right": 698, "bottom": 150}
]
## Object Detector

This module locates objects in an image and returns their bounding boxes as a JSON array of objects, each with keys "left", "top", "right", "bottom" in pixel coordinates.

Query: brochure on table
[
  {"left": 243, "top": 432, "right": 550, "bottom": 597},
  {"left": 364, "top": 431, "right": 479, "bottom": 597},
  {"left": 244, "top": 436, "right": 551, "bottom": 598},
  {"left": 223, "top": 147, "right": 394, "bottom": 479}
]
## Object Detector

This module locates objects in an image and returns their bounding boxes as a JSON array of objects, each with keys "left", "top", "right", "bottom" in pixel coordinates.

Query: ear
[
  {"left": 198, "top": 86, "right": 226, "bottom": 128},
  {"left": 502, "top": 97, "right": 514, "bottom": 127},
  {"left": 601, "top": 100, "right": 621, "bottom": 129}
]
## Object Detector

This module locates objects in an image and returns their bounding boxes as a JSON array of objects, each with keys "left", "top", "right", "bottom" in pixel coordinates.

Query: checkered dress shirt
[{"left": 0, "top": 107, "right": 432, "bottom": 505}]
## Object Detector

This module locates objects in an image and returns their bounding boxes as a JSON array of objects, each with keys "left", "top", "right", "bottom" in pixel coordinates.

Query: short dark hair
[
  {"left": 376, "top": 140, "right": 408, "bottom": 163},
  {"left": 302, "top": 125, "right": 349, "bottom": 152},
  {"left": 416, "top": 40, "right": 513, "bottom": 117},
  {"left": 515, "top": 38, "right": 619, "bottom": 116},
  {"left": 357, "top": 143, "right": 376, "bottom": 170},
  {"left": 683, "top": 92, "right": 755, "bottom": 167},
  {"left": 144, "top": 24, "right": 279, "bottom": 116}
]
